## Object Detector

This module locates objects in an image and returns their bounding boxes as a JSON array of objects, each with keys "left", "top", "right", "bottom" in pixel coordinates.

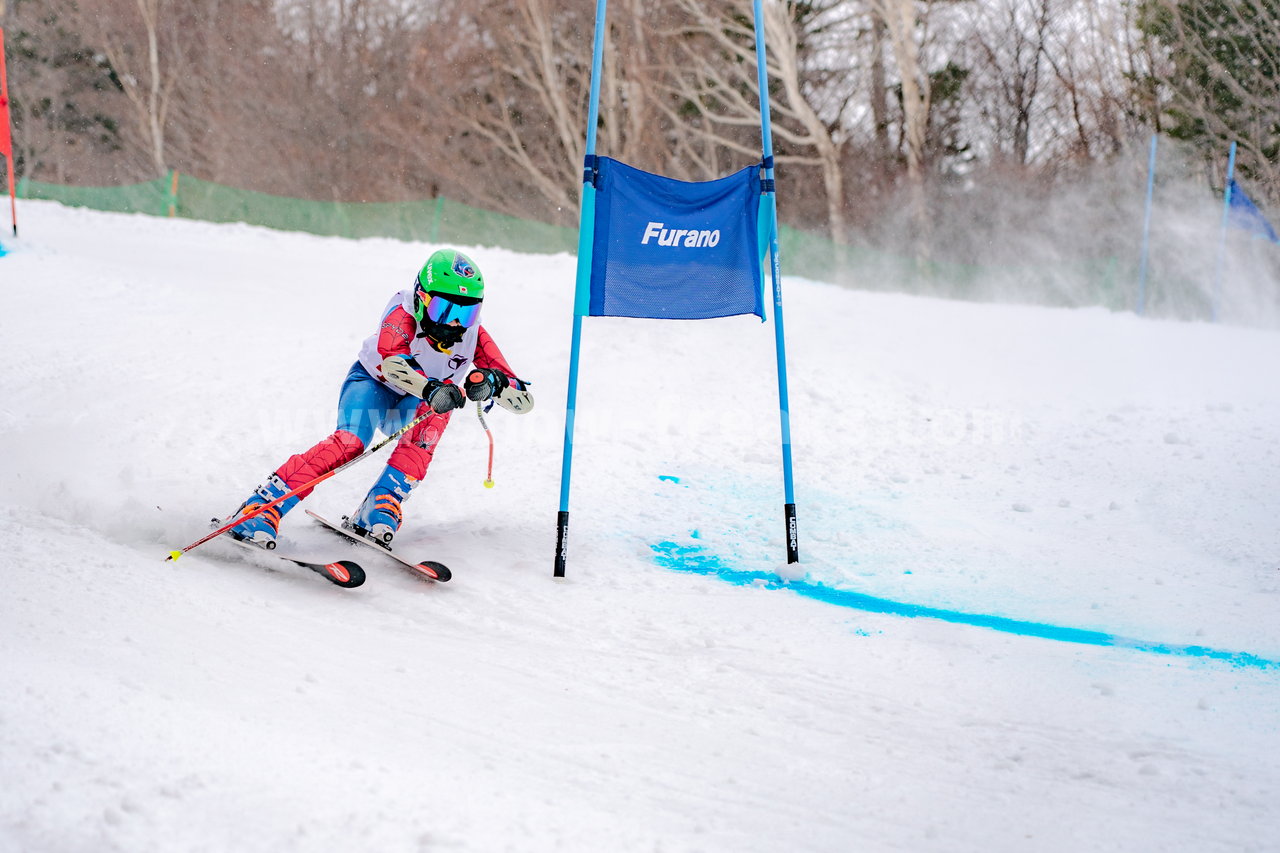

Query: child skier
[{"left": 228, "top": 248, "right": 532, "bottom": 548}]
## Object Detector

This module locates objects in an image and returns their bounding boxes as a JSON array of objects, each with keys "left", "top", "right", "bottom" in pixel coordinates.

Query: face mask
[{"left": 418, "top": 319, "right": 467, "bottom": 352}]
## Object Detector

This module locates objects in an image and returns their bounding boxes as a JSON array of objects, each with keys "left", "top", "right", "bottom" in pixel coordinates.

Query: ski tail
[
  {"left": 315, "top": 560, "right": 366, "bottom": 588},
  {"left": 210, "top": 520, "right": 367, "bottom": 588}
]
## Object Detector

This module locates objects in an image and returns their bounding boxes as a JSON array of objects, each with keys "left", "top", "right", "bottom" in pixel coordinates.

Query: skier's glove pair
[
  {"left": 424, "top": 380, "right": 465, "bottom": 414},
  {"left": 464, "top": 368, "right": 510, "bottom": 402}
]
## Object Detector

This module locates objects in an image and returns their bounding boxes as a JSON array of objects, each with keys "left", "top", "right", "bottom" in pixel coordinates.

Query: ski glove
[
  {"left": 464, "top": 368, "right": 510, "bottom": 402},
  {"left": 424, "top": 380, "right": 465, "bottom": 414}
]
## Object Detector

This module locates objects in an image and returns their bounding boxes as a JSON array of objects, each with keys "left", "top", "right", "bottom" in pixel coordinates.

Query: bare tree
[
  {"left": 3, "top": 0, "right": 129, "bottom": 183},
  {"left": 870, "top": 0, "right": 928, "bottom": 177},
  {"left": 868, "top": 13, "right": 893, "bottom": 163},
  {"left": 658, "top": 0, "right": 859, "bottom": 245},
  {"left": 866, "top": 0, "right": 935, "bottom": 257},
  {"left": 967, "top": 0, "right": 1051, "bottom": 166},
  {"left": 1140, "top": 0, "right": 1280, "bottom": 199},
  {"left": 1041, "top": 0, "right": 1144, "bottom": 163},
  {"left": 247, "top": 0, "right": 467, "bottom": 201},
  {"left": 66, "top": 0, "right": 181, "bottom": 177},
  {"left": 597, "top": 0, "right": 680, "bottom": 171},
  {"left": 420, "top": 0, "right": 596, "bottom": 223}
]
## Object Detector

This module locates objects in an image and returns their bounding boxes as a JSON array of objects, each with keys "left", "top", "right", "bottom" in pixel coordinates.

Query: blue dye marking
[
  {"left": 651, "top": 541, "right": 1279, "bottom": 671},
  {"left": 0, "top": 242, "right": 7, "bottom": 258},
  {"left": 658, "top": 475, "right": 682, "bottom": 484}
]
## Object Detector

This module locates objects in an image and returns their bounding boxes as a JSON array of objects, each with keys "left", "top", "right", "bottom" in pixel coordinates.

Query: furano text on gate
[{"left": 641, "top": 221, "right": 722, "bottom": 248}]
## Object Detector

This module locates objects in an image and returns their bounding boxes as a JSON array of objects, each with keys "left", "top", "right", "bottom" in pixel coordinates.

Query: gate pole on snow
[
  {"left": 753, "top": 0, "right": 798, "bottom": 564},
  {"left": 1136, "top": 134, "right": 1157, "bottom": 316},
  {"left": 554, "top": 0, "right": 609, "bottom": 579},
  {"left": 1211, "top": 141, "right": 1237, "bottom": 324}
]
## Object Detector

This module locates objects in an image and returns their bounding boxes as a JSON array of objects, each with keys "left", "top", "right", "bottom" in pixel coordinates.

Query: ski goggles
[{"left": 415, "top": 291, "right": 482, "bottom": 328}]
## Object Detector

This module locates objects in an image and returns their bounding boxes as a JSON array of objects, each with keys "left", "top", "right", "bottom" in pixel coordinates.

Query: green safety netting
[
  {"left": 14, "top": 174, "right": 580, "bottom": 256},
  {"left": 4, "top": 175, "right": 1132, "bottom": 307},
  {"left": 9, "top": 173, "right": 843, "bottom": 282}
]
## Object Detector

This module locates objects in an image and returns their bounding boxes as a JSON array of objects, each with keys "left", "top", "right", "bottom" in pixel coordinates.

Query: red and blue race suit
[{"left": 269, "top": 289, "right": 518, "bottom": 495}]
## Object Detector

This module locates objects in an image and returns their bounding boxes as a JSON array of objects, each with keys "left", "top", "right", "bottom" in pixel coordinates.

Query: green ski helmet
[
  {"left": 416, "top": 249, "right": 484, "bottom": 303},
  {"left": 412, "top": 249, "right": 484, "bottom": 351}
]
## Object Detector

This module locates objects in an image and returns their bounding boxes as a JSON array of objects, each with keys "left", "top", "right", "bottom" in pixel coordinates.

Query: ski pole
[
  {"left": 476, "top": 403, "right": 495, "bottom": 488},
  {"left": 166, "top": 408, "right": 434, "bottom": 561}
]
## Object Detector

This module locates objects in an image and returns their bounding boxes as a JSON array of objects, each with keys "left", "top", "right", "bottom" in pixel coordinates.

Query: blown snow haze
[{"left": 1, "top": 201, "right": 1278, "bottom": 852}]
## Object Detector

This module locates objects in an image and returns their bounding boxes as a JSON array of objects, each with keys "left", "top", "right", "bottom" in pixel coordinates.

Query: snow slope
[{"left": 1, "top": 200, "right": 1278, "bottom": 852}]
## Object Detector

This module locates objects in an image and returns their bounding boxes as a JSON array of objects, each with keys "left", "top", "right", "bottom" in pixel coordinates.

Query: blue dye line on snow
[{"left": 651, "top": 540, "right": 1279, "bottom": 671}]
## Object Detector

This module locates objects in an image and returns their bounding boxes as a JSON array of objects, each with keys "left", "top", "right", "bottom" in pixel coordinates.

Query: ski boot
[
  {"left": 349, "top": 465, "right": 417, "bottom": 545},
  {"left": 227, "top": 474, "right": 299, "bottom": 549}
]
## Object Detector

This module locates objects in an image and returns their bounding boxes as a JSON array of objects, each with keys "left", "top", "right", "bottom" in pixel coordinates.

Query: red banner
[
  {"left": 0, "top": 27, "right": 11, "bottom": 158},
  {"left": 0, "top": 26, "right": 11, "bottom": 157},
  {"left": 1, "top": 24, "right": 16, "bottom": 236}
]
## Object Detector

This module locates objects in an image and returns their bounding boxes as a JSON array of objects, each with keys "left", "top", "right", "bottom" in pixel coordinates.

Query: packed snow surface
[{"left": 1, "top": 201, "right": 1278, "bottom": 852}]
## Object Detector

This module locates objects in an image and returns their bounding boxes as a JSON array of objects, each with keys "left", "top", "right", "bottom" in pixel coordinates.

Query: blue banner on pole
[
  {"left": 1228, "top": 179, "right": 1279, "bottom": 244},
  {"left": 587, "top": 157, "right": 764, "bottom": 320}
]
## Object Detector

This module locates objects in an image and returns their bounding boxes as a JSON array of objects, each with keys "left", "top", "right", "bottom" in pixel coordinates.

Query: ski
[
  {"left": 304, "top": 509, "right": 452, "bottom": 582},
  {"left": 210, "top": 519, "right": 366, "bottom": 588},
  {"left": 166, "top": 409, "right": 435, "bottom": 563}
]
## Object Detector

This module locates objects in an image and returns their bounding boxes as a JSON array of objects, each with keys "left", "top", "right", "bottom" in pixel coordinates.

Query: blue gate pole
[
  {"left": 753, "top": 0, "right": 799, "bottom": 564},
  {"left": 1136, "top": 134, "right": 1157, "bottom": 316},
  {"left": 555, "top": 0, "right": 609, "bottom": 578},
  {"left": 1211, "top": 140, "right": 1237, "bottom": 324}
]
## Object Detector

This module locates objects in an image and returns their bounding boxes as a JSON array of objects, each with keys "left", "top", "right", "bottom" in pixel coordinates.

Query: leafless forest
[{"left": 5, "top": 0, "right": 1279, "bottom": 262}]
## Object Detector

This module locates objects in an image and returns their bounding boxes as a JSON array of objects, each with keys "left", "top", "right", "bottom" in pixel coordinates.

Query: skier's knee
[{"left": 334, "top": 429, "right": 366, "bottom": 457}]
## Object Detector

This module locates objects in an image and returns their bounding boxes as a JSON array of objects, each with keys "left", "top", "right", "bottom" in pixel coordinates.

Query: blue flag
[
  {"left": 1228, "top": 179, "right": 1279, "bottom": 244},
  {"left": 586, "top": 157, "right": 764, "bottom": 320}
]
